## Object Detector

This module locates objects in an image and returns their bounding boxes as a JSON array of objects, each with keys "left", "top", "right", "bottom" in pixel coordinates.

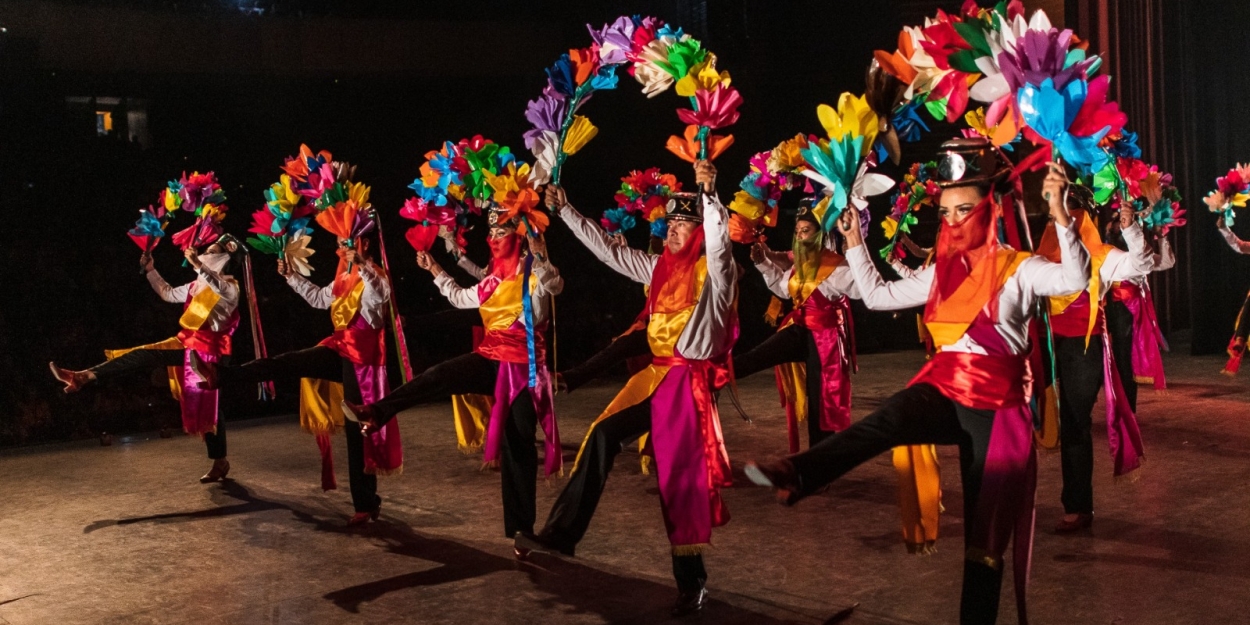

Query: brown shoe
[
  {"left": 200, "top": 459, "right": 230, "bottom": 483},
  {"left": 1055, "top": 512, "right": 1094, "bottom": 533},
  {"left": 744, "top": 459, "right": 804, "bottom": 506}
]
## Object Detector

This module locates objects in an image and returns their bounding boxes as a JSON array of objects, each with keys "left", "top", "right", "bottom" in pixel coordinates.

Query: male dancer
[
  {"left": 516, "top": 160, "right": 736, "bottom": 617},
  {"left": 1038, "top": 188, "right": 1152, "bottom": 533},
  {"left": 200, "top": 229, "right": 401, "bottom": 525},
  {"left": 50, "top": 235, "right": 247, "bottom": 482},
  {"left": 345, "top": 208, "right": 563, "bottom": 548},
  {"left": 747, "top": 139, "right": 1089, "bottom": 624}
]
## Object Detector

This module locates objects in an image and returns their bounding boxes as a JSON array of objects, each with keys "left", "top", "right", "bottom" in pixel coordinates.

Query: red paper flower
[{"left": 677, "top": 86, "right": 743, "bottom": 130}]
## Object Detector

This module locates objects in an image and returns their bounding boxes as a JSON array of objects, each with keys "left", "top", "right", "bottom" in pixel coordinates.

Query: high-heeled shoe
[
  {"left": 347, "top": 506, "right": 381, "bottom": 526},
  {"left": 200, "top": 459, "right": 230, "bottom": 483}
]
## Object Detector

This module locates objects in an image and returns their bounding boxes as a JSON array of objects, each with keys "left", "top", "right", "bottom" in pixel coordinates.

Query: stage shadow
[
  {"left": 82, "top": 480, "right": 338, "bottom": 534},
  {"left": 322, "top": 520, "right": 818, "bottom": 624}
]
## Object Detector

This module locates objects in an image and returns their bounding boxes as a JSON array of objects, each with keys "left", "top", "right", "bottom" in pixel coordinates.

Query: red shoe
[
  {"left": 200, "top": 459, "right": 230, "bottom": 483},
  {"left": 1055, "top": 513, "right": 1094, "bottom": 533},
  {"left": 49, "top": 362, "right": 90, "bottom": 393},
  {"left": 347, "top": 507, "right": 381, "bottom": 527}
]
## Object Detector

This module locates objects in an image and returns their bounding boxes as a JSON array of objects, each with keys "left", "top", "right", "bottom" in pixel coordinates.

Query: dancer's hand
[
  {"left": 838, "top": 208, "right": 864, "bottom": 249},
  {"left": 140, "top": 253, "right": 154, "bottom": 274},
  {"left": 749, "top": 240, "right": 769, "bottom": 263},
  {"left": 528, "top": 232, "right": 548, "bottom": 262},
  {"left": 416, "top": 251, "right": 444, "bottom": 277},
  {"left": 184, "top": 248, "right": 202, "bottom": 270},
  {"left": 1218, "top": 216, "right": 1229, "bottom": 230},
  {"left": 276, "top": 259, "right": 292, "bottom": 277},
  {"left": 545, "top": 184, "right": 567, "bottom": 210},
  {"left": 694, "top": 160, "right": 716, "bottom": 190},
  {"left": 341, "top": 247, "right": 358, "bottom": 266},
  {"left": 1119, "top": 202, "right": 1136, "bottom": 230},
  {"left": 608, "top": 232, "right": 627, "bottom": 248},
  {"left": 1043, "top": 162, "right": 1073, "bottom": 228}
]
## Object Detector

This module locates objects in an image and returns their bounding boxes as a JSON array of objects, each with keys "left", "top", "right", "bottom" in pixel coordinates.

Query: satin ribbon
[
  {"left": 521, "top": 253, "right": 538, "bottom": 388},
  {"left": 1112, "top": 281, "right": 1167, "bottom": 389}
]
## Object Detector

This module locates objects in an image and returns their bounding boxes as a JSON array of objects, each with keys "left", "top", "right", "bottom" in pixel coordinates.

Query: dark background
[{"left": 0, "top": 0, "right": 1231, "bottom": 446}]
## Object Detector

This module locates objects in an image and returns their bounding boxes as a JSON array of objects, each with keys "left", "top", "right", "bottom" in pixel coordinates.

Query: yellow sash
[
  {"left": 329, "top": 281, "right": 365, "bottom": 331},
  {"left": 646, "top": 258, "right": 708, "bottom": 357},
  {"left": 893, "top": 444, "right": 942, "bottom": 555},
  {"left": 479, "top": 273, "right": 531, "bottom": 332},
  {"left": 787, "top": 250, "right": 841, "bottom": 308},
  {"left": 452, "top": 393, "right": 495, "bottom": 453},
  {"left": 924, "top": 249, "right": 1030, "bottom": 347},
  {"left": 178, "top": 286, "right": 222, "bottom": 331}
]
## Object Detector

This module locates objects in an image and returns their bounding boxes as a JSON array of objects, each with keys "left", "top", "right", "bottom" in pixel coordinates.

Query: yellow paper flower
[
  {"left": 347, "top": 181, "right": 370, "bottom": 208},
  {"left": 267, "top": 175, "right": 302, "bottom": 215},
  {"left": 769, "top": 134, "right": 808, "bottom": 172},
  {"left": 200, "top": 203, "right": 225, "bottom": 223},
  {"left": 562, "top": 116, "right": 599, "bottom": 155},
  {"left": 675, "top": 53, "right": 732, "bottom": 97},
  {"left": 816, "top": 92, "right": 879, "bottom": 151},
  {"left": 729, "top": 190, "right": 767, "bottom": 221},
  {"left": 881, "top": 216, "right": 899, "bottom": 240}
]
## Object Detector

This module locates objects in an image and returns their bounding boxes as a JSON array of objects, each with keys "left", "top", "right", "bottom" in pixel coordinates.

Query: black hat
[
  {"left": 795, "top": 196, "right": 820, "bottom": 225},
  {"left": 665, "top": 192, "right": 703, "bottom": 223},
  {"left": 935, "top": 137, "right": 1012, "bottom": 189}
]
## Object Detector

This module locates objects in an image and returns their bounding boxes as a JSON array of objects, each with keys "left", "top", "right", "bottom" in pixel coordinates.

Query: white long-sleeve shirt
[
  {"left": 1219, "top": 224, "right": 1250, "bottom": 255},
  {"left": 557, "top": 194, "right": 737, "bottom": 360},
  {"left": 457, "top": 255, "right": 488, "bottom": 281},
  {"left": 147, "top": 266, "right": 239, "bottom": 333},
  {"left": 433, "top": 257, "right": 563, "bottom": 326},
  {"left": 755, "top": 253, "right": 860, "bottom": 301},
  {"left": 285, "top": 261, "right": 392, "bottom": 329},
  {"left": 1097, "top": 222, "right": 1155, "bottom": 288},
  {"left": 845, "top": 222, "right": 1090, "bottom": 356}
]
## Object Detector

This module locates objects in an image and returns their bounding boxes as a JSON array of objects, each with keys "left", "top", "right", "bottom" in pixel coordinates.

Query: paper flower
[
  {"left": 283, "top": 233, "right": 315, "bottom": 275},
  {"left": 588, "top": 16, "right": 636, "bottom": 65},
  {"left": 1018, "top": 77, "right": 1113, "bottom": 176},
  {"left": 675, "top": 54, "right": 731, "bottom": 97},
  {"left": 666, "top": 124, "right": 733, "bottom": 163},
  {"left": 677, "top": 85, "right": 743, "bottom": 130},
  {"left": 1205, "top": 166, "right": 1250, "bottom": 226},
  {"left": 128, "top": 206, "right": 170, "bottom": 251},
  {"left": 561, "top": 116, "right": 599, "bottom": 155},
  {"left": 601, "top": 207, "right": 637, "bottom": 234}
]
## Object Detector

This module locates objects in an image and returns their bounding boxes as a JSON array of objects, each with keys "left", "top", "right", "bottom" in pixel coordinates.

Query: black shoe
[
  {"left": 514, "top": 530, "right": 575, "bottom": 557},
  {"left": 744, "top": 459, "right": 804, "bottom": 506},
  {"left": 671, "top": 588, "right": 707, "bottom": 617}
]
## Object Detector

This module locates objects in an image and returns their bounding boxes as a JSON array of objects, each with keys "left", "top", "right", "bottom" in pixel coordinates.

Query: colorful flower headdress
[
  {"left": 870, "top": 1, "right": 1143, "bottom": 205},
  {"left": 604, "top": 167, "right": 683, "bottom": 237},
  {"left": 799, "top": 93, "right": 896, "bottom": 233},
  {"left": 245, "top": 145, "right": 347, "bottom": 275},
  {"left": 525, "top": 15, "right": 742, "bottom": 187},
  {"left": 1204, "top": 164, "right": 1250, "bottom": 227},
  {"left": 880, "top": 161, "right": 940, "bottom": 260},
  {"left": 725, "top": 137, "right": 807, "bottom": 243},
  {"left": 158, "top": 171, "right": 229, "bottom": 251}
]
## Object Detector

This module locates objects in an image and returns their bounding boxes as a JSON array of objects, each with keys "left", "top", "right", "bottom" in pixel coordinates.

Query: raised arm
[
  {"left": 1218, "top": 221, "right": 1250, "bottom": 255},
  {"left": 457, "top": 255, "right": 488, "bottom": 281},
  {"left": 1019, "top": 222, "right": 1090, "bottom": 297},
  {"left": 844, "top": 246, "right": 932, "bottom": 310},
  {"left": 753, "top": 251, "right": 792, "bottom": 299},
  {"left": 286, "top": 273, "right": 334, "bottom": 309},
  {"left": 700, "top": 190, "right": 736, "bottom": 299},
  {"left": 547, "top": 185, "right": 656, "bottom": 284},
  {"left": 1153, "top": 235, "right": 1176, "bottom": 272},
  {"left": 146, "top": 268, "right": 191, "bottom": 304},
  {"left": 1100, "top": 222, "right": 1154, "bottom": 283}
]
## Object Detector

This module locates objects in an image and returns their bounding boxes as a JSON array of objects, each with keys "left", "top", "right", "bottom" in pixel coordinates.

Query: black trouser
[
  {"left": 538, "top": 399, "right": 707, "bottom": 592},
  {"left": 1053, "top": 335, "right": 1105, "bottom": 515},
  {"left": 91, "top": 348, "right": 228, "bottom": 459},
  {"left": 732, "top": 324, "right": 831, "bottom": 447},
  {"left": 219, "top": 346, "right": 379, "bottom": 512},
  {"left": 560, "top": 329, "right": 651, "bottom": 393},
  {"left": 367, "top": 351, "right": 543, "bottom": 538},
  {"left": 370, "top": 351, "right": 496, "bottom": 420},
  {"left": 787, "top": 383, "right": 1004, "bottom": 625},
  {"left": 1104, "top": 301, "right": 1138, "bottom": 412}
]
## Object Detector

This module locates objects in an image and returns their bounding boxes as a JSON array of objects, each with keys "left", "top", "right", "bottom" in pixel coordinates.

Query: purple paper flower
[
  {"left": 998, "top": 28, "right": 1095, "bottom": 95},
  {"left": 525, "top": 87, "right": 567, "bottom": 133},
  {"left": 588, "top": 16, "right": 636, "bottom": 65}
]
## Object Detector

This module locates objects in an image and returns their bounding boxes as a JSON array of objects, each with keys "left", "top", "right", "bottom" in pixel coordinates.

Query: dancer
[
  {"left": 50, "top": 235, "right": 248, "bottom": 482},
  {"left": 201, "top": 227, "right": 402, "bottom": 525},
  {"left": 515, "top": 160, "right": 736, "bottom": 617},
  {"left": 1216, "top": 217, "right": 1250, "bottom": 374},
  {"left": 1038, "top": 185, "right": 1152, "bottom": 533},
  {"left": 734, "top": 198, "right": 859, "bottom": 453},
  {"left": 345, "top": 207, "right": 563, "bottom": 547},
  {"left": 746, "top": 139, "right": 1089, "bottom": 625},
  {"left": 1105, "top": 222, "right": 1175, "bottom": 398}
]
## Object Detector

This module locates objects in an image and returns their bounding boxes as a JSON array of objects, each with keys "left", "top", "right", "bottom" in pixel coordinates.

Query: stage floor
[{"left": 2, "top": 348, "right": 1248, "bottom": 624}]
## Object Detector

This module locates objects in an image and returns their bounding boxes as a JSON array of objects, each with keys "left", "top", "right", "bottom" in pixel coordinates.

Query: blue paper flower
[
  {"left": 1017, "top": 78, "right": 1112, "bottom": 177},
  {"left": 651, "top": 218, "right": 669, "bottom": 239},
  {"left": 545, "top": 54, "right": 577, "bottom": 97},
  {"left": 129, "top": 209, "right": 167, "bottom": 238},
  {"left": 891, "top": 100, "right": 930, "bottom": 143},
  {"left": 589, "top": 65, "right": 620, "bottom": 91},
  {"left": 1111, "top": 130, "right": 1142, "bottom": 159}
]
